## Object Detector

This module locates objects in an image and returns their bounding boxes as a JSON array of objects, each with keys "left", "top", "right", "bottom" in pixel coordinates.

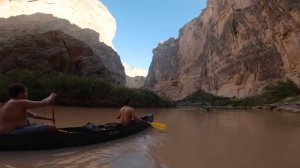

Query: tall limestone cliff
[
  {"left": 145, "top": 0, "right": 300, "bottom": 100},
  {"left": 0, "top": 0, "right": 125, "bottom": 84},
  {"left": 144, "top": 37, "right": 181, "bottom": 98}
]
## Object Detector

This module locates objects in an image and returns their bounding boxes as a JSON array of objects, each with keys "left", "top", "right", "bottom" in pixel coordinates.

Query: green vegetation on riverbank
[
  {"left": 176, "top": 90, "right": 232, "bottom": 106},
  {"left": 1, "top": 69, "right": 298, "bottom": 108},
  {"left": 177, "top": 79, "right": 300, "bottom": 108},
  {"left": 262, "top": 79, "right": 300, "bottom": 104},
  {"left": 0, "top": 69, "right": 172, "bottom": 107}
]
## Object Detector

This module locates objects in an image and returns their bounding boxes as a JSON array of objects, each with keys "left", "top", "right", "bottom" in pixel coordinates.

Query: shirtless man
[
  {"left": 117, "top": 98, "right": 138, "bottom": 126},
  {"left": 0, "top": 83, "right": 57, "bottom": 135}
]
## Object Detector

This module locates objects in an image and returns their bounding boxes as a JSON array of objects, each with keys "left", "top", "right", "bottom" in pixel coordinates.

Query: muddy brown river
[{"left": 1, "top": 107, "right": 300, "bottom": 168}]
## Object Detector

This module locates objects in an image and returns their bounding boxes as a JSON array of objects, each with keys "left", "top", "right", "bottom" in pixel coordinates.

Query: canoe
[{"left": 0, "top": 113, "right": 154, "bottom": 150}]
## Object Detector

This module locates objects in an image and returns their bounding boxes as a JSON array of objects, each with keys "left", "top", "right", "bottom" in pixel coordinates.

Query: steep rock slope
[
  {"left": 0, "top": 30, "right": 113, "bottom": 80},
  {"left": 0, "top": 0, "right": 125, "bottom": 84},
  {"left": 145, "top": 0, "right": 300, "bottom": 100}
]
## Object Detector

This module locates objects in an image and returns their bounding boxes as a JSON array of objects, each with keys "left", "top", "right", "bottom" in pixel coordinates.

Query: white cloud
[{"left": 122, "top": 62, "right": 148, "bottom": 77}]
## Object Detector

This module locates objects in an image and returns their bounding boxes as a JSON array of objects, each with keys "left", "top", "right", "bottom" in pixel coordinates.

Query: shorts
[{"left": 9, "top": 123, "right": 50, "bottom": 135}]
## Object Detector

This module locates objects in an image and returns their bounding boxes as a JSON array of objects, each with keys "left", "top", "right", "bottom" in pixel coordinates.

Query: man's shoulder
[
  {"left": 6, "top": 99, "right": 29, "bottom": 108},
  {"left": 125, "top": 105, "right": 134, "bottom": 109},
  {"left": 8, "top": 99, "right": 25, "bottom": 104},
  {"left": 120, "top": 106, "right": 134, "bottom": 112}
]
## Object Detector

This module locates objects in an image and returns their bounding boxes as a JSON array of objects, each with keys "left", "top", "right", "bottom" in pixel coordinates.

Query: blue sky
[{"left": 101, "top": 0, "right": 207, "bottom": 70}]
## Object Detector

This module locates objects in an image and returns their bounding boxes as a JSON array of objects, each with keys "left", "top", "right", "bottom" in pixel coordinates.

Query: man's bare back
[{"left": 117, "top": 105, "right": 137, "bottom": 126}]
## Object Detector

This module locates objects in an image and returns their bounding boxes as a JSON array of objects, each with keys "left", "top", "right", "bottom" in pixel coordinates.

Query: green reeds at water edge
[
  {"left": 176, "top": 79, "right": 300, "bottom": 108},
  {"left": 0, "top": 69, "right": 172, "bottom": 107},
  {"left": 262, "top": 79, "right": 300, "bottom": 104},
  {"left": 1, "top": 69, "right": 298, "bottom": 108}
]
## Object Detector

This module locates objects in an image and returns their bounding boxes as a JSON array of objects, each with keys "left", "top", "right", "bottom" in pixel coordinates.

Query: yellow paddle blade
[{"left": 150, "top": 122, "right": 166, "bottom": 130}]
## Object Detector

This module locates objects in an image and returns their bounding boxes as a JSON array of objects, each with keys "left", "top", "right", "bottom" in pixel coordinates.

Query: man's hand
[
  {"left": 44, "top": 93, "right": 57, "bottom": 105},
  {"left": 50, "top": 93, "right": 57, "bottom": 101}
]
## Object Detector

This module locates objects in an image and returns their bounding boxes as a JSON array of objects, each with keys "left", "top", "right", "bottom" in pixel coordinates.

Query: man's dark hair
[
  {"left": 123, "top": 98, "right": 131, "bottom": 106},
  {"left": 8, "top": 83, "right": 26, "bottom": 98}
]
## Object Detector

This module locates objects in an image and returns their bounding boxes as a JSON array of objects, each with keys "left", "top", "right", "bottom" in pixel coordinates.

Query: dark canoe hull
[{"left": 0, "top": 113, "right": 154, "bottom": 150}]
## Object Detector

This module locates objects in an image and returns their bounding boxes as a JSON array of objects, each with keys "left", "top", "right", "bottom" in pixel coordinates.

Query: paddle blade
[{"left": 150, "top": 122, "right": 166, "bottom": 130}]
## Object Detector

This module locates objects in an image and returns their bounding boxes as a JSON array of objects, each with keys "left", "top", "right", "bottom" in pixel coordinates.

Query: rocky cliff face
[
  {"left": 145, "top": 0, "right": 300, "bottom": 100},
  {"left": 0, "top": 30, "right": 113, "bottom": 79},
  {"left": 0, "top": 0, "right": 125, "bottom": 84},
  {"left": 144, "top": 37, "right": 181, "bottom": 99},
  {"left": 126, "top": 76, "right": 146, "bottom": 88}
]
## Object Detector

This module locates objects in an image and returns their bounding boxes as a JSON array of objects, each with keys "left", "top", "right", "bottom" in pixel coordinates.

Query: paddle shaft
[{"left": 52, "top": 101, "right": 55, "bottom": 125}]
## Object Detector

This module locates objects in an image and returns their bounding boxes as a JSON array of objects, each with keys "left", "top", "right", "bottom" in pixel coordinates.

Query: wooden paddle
[
  {"left": 51, "top": 101, "right": 70, "bottom": 133},
  {"left": 52, "top": 101, "right": 55, "bottom": 125}
]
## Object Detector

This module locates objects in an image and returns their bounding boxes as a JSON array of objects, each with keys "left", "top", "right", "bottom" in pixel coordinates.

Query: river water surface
[{"left": 1, "top": 107, "right": 300, "bottom": 168}]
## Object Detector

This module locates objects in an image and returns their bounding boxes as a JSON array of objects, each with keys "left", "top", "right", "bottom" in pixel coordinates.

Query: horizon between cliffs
[{"left": 123, "top": 62, "right": 148, "bottom": 77}]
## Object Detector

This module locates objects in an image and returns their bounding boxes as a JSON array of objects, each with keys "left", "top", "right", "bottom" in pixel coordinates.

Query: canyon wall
[
  {"left": 145, "top": 0, "right": 300, "bottom": 100},
  {"left": 0, "top": 0, "right": 125, "bottom": 84},
  {"left": 0, "top": 30, "right": 113, "bottom": 79}
]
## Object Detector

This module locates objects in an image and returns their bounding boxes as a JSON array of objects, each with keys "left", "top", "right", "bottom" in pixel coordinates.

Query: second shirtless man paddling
[{"left": 117, "top": 98, "right": 138, "bottom": 126}]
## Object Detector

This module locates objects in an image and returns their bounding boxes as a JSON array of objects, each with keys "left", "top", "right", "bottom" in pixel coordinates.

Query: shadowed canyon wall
[
  {"left": 0, "top": 0, "right": 125, "bottom": 84},
  {"left": 145, "top": 0, "right": 300, "bottom": 100},
  {"left": 0, "top": 30, "right": 114, "bottom": 80}
]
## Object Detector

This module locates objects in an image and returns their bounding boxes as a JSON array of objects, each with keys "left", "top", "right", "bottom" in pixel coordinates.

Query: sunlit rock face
[
  {"left": 0, "top": 0, "right": 125, "bottom": 84},
  {"left": 126, "top": 76, "right": 146, "bottom": 88},
  {"left": 144, "top": 37, "right": 181, "bottom": 99},
  {"left": 145, "top": 0, "right": 300, "bottom": 100},
  {"left": 0, "top": 0, "right": 115, "bottom": 47}
]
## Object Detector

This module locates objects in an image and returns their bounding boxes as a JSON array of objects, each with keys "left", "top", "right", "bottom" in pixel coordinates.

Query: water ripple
[{"left": 23, "top": 129, "right": 166, "bottom": 168}]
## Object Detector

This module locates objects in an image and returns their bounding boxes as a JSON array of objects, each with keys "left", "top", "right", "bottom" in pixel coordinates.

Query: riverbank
[
  {"left": 253, "top": 96, "right": 300, "bottom": 113},
  {"left": 254, "top": 103, "right": 300, "bottom": 113},
  {"left": 176, "top": 95, "right": 300, "bottom": 113},
  {"left": 0, "top": 69, "right": 172, "bottom": 107}
]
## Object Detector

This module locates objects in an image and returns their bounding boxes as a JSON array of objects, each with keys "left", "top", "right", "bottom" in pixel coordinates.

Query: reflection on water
[
  {"left": 36, "top": 130, "right": 164, "bottom": 168},
  {"left": 1, "top": 107, "right": 300, "bottom": 168},
  {"left": 0, "top": 129, "right": 166, "bottom": 168}
]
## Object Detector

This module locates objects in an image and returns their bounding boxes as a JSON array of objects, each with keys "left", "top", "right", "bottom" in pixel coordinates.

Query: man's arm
[
  {"left": 20, "top": 93, "right": 56, "bottom": 109},
  {"left": 27, "top": 110, "right": 53, "bottom": 121}
]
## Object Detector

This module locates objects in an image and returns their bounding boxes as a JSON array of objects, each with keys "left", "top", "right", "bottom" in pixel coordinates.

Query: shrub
[
  {"left": 177, "top": 90, "right": 232, "bottom": 106},
  {"left": 109, "top": 87, "right": 171, "bottom": 107},
  {"left": 232, "top": 95, "right": 264, "bottom": 107},
  {"left": 262, "top": 79, "right": 300, "bottom": 103}
]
